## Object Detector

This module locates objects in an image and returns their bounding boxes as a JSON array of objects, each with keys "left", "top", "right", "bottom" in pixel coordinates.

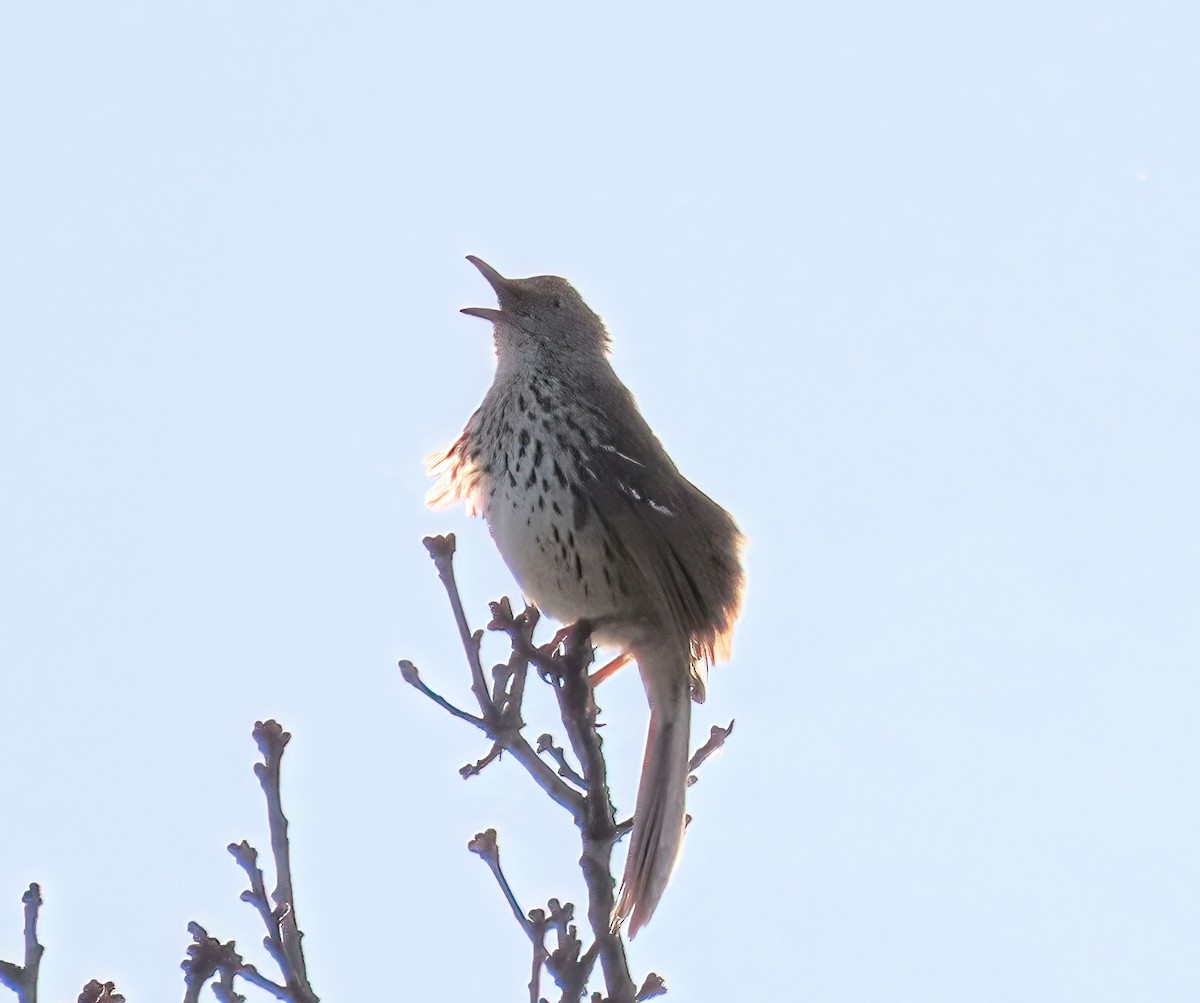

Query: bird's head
[{"left": 461, "top": 256, "right": 610, "bottom": 360}]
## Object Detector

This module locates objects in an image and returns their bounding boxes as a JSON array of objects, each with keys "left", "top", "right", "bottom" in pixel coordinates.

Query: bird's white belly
[{"left": 485, "top": 478, "right": 601, "bottom": 626}]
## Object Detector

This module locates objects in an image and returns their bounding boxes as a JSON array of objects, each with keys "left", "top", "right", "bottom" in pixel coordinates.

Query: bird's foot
[{"left": 535, "top": 621, "right": 595, "bottom": 683}]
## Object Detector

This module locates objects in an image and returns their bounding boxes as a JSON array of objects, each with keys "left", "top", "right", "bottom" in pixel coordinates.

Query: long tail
[{"left": 614, "top": 641, "right": 692, "bottom": 938}]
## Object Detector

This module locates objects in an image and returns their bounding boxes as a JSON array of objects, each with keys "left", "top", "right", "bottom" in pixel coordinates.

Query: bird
[{"left": 427, "top": 256, "right": 745, "bottom": 937}]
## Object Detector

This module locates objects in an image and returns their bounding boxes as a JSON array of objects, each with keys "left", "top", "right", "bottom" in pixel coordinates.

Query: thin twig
[
  {"left": 184, "top": 722, "right": 319, "bottom": 1003},
  {"left": 76, "top": 981, "right": 126, "bottom": 1003},
  {"left": 527, "top": 909, "right": 548, "bottom": 1003},
  {"left": 612, "top": 722, "right": 735, "bottom": 842},
  {"left": 468, "top": 829, "right": 534, "bottom": 939},
  {"left": 459, "top": 742, "right": 504, "bottom": 779},
  {"left": 181, "top": 924, "right": 251, "bottom": 1003},
  {"left": 490, "top": 599, "right": 539, "bottom": 718},
  {"left": 0, "top": 884, "right": 44, "bottom": 1003},
  {"left": 409, "top": 539, "right": 584, "bottom": 814},
  {"left": 489, "top": 601, "right": 565, "bottom": 681},
  {"left": 492, "top": 730, "right": 582, "bottom": 814},
  {"left": 423, "top": 535, "right": 492, "bottom": 713},
  {"left": 228, "top": 841, "right": 287, "bottom": 976},
  {"left": 688, "top": 720, "right": 735, "bottom": 778},
  {"left": 537, "top": 733, "right": 587, "bottom": 791},
  {"left": 543, "top": 898, "right": 584, "bottom": 1002},
  {"left": 212, "top": 960, "right": 241, "bottom": 1003},
  {"left": 467, "top": 831, "right": 574, "bottom": 1003},
  {"left": 636, "top": 972, "right": 669, "bottom": 1000},
  {"left": 398, "top": 660, "right": 485, "bottom": 728},
  {"left": 252, "top": 721, "right": 318, "bottom": 1003},
  {"left": 408, "top": 540, "right": 646, "bottom": 1002},
  {"left": 550, "top": 625, "right": 635, "bottom": 1003},
  {"left": 234, "top": 963, "right": 291, "bottom": 1000},
  {"left": 488, "top": 599, "right": 560, "bottom": 682},
  {"left": 21, "top": 887, "right": 43, "bottom": 1003}
]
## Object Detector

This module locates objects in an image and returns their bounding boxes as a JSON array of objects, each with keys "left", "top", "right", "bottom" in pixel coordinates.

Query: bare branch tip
[
  {"left": 422, "top": 533, "right": 457, "bottom": 559},
  {"left": 487, "top": 595, "right": 515, "bottom": 629},
  {"left": 636, "top": 972, "right": 668, "bottom": 1000},
  {"left": 77, "top": 979, "right": 126, "bottom": 1003},
  {"left": 468, "top": 828, "right": 500, "bottom": 863},
  {"left": 252, "top": 719, "right": 289, "bottom": 759},
  {"left": 460, "top": 743, "right": 503, "bottom": 779}
]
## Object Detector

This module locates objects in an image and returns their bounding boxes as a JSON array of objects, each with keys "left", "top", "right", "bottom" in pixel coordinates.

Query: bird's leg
[{"left": 588, "top": 652, "right": 632, "bottom": 687}]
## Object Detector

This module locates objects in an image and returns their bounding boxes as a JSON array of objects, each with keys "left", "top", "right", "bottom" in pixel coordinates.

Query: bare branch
[
  {"left": 250, "top": 720, "right": 318, "bottom": 1003},
  {"left": 543, "top": 898, "right": 586, "bottom": 1001},
  {"left": 398, "top": 659, "right": 485, "bottom": 729},
  {"left": 76, "top": 980, "right": 125, "bottom": 1003},
  {"left": 405, "top": 539, "right": 674, "bottom": 1002},
  {"left": 184, "top": 721, "right": 318, "bottom": 1003},
  {"left": 406, "top": 540, "right": 584, "bottom": 814},
  {"left": 181, "top": 923, "right": 249, "bottom": 1003},
  {"left": 487, "top": 598, "right": 560, "bottom": 681},
  {"left": 489, "top": 598, "right": 539, "bottom": 718},
  {"left": 228, "top": 841, "right": 288, "bottom": 979},
  {"left": 687, "top": 720, "right": 735, "bottom": 784},
  {"left": 636, "top": 972, "right": 668, "bottom": 1000},
  {"left": 545, "top": 625, "right": 636, "bottom": 1003},
  {"left": 527, "top": 909, "right": 549, "bottom": 1003},
  {"left": 493, "top": 731, "right": 583, "bottom": 814},
  {"left": 0, "top": 884, "right": 45, "bottom": 1003},
  {"left": 537, "top": 733, "right": 587, "bottom": 791},
  {"left": 423, "top": 535, "right": 492, "bottom": 714},
  {"left": 467, "top": 829, "right": 534, "bottom": 940},
  {"left": 459, "top": 742, "right": 504, "bottom": 779}
]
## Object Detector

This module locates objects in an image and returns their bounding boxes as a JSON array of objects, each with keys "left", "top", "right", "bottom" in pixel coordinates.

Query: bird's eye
[{"left": 552, "top": 297, "right": 562, "bottom": 309}]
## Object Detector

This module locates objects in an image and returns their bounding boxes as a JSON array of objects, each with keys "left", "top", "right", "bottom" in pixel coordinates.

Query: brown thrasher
[{"left": 428, "top": 256, "right": 744, "bottom": 937}]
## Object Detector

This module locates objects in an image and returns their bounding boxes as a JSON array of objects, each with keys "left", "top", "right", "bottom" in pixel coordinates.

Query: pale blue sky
[{"left": 2, "top": 2, "right": 1198, "bottom": 1000}]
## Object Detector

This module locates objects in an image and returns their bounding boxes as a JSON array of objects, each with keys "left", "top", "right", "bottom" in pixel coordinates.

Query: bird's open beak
[{"left": 460, "top": 255, "right": 509, "bottom": 322}]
